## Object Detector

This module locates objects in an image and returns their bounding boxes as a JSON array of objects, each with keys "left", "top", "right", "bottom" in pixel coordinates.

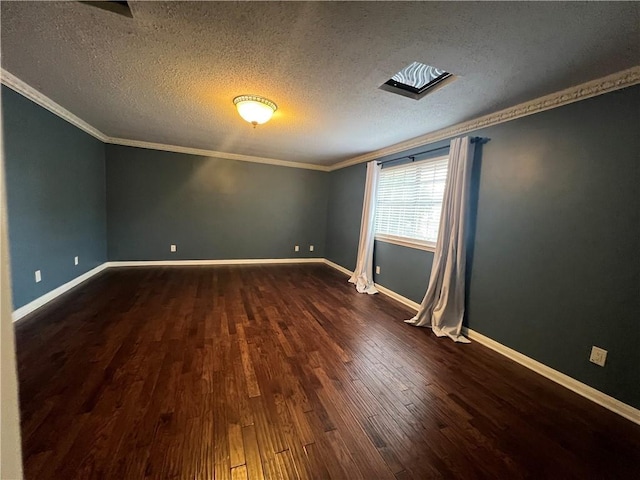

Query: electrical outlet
[
  {"left": 74, "top": 256, "right": 79, "bottom": 265},
  {"left": 294, "top": 245, "right": 299, "bottom": 252},
  {"left": 589, "top": 346, "right": 607, "bottom": 367},
  {"left": 35, "top": 270, "right": 41, "bottom": 283},
  {"left": 375, "top": 266, "right": 381, "bottom": 274},
  {"left": 309, "top": 245, "right": 314, "bottom": 252},
  {"left": 170, "top": 244, "right": 177, "bottom": 252}
]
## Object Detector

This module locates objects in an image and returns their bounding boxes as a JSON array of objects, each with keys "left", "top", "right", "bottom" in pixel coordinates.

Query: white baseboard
[
  {"left": 463, "top": 328, "right": 640, "bottom": 425},
  {"left": 12, "top": 263, "right": 109, "bottom": 322},
  {"left": 374, "top": 283, "right": 421, "bottom": 311},
  {"left": 107, "top": 258, "right": 324, "bottom": 267},
  {"left": 321, "top": 260, "right": 640, "bottom": 425},
  {"left": 321, "top": 259, "right": 422, "bottom": 311},
  {"left": 322, "top": 258, "right": 353, "bottom": 276},
  {"left": 12, "top": 258, "right": 325, "bottom": 321},
  {"left": 14, "top": 257, "right": 639, "bottom": 424}
]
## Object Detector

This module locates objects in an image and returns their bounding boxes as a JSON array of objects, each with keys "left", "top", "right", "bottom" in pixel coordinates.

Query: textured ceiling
[{"left": 1, "top": 1, "right": 639, "bottom": 166}]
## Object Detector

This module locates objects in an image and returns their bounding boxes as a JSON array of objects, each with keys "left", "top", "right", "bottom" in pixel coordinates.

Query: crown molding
[
  {"left": 0, "top": 68, "right": 109, "bottom": 142},
  {"left": 0, "top": 68, "right": 328, "bottom": 171},
  {"left": 328, "top": 66, "right": 640, "bottom": 171},
  {"left": 4, "top": 66, "right": 638, "bottom": 173},
  {"left": 105, "top": 137, "right": 330, "bottom": 171}
]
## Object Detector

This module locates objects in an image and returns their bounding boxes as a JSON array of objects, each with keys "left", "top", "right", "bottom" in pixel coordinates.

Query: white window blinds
[{"left": 375, "top": 155, "right": 449, "bottom": 247}]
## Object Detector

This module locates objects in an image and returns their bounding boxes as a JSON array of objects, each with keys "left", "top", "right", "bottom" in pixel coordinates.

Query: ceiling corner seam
[
  {"left": 0, "top": 69, "right": 329, "bottom": 172},
  {"left": 1, "top": 68, "right": 109, "bottom": 142},
  {"left": 327, "top": 66, "right": 640, "bottom": 172}
]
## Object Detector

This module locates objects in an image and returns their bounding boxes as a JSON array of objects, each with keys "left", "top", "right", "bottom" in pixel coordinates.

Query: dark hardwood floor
[{"left": 15, "top": 265, "right": 640, "bottom": 479}]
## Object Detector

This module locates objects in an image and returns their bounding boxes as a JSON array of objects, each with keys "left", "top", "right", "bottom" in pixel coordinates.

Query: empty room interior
[{"left": 1, "top": 1, "right": 640, "bottom": 479}]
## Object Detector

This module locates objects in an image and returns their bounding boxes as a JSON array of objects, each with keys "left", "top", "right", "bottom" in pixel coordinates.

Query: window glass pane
[{"left": 375, "top": 156, "right": 449, "bottom": 244}]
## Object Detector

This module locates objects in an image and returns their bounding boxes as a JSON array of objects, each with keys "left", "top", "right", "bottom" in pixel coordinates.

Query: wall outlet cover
[
  {"left": 375, "top": 266, "right": 381, "bottom": 274},
  {"left": 310, "top": 245, "right": 314, "bottom": 252},
  {"left": 589, "top": 346, "right": 607, "bottom": 367},
  {"left": 170, "top": 244, "right": 177, "bottom": 252},
  {"left": 74, "top": 256, "right": 79, "bottom": 265},
  {"left": 35, "top": 270, "right": 41, "bottom": 283},
  {"left": 294, "top": 245, "right": 299, "bottom": 252}
]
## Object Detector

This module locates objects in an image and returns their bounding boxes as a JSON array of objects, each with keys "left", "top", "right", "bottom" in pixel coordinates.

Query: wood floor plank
[
  {"left": 228, "top": 422, "right": 246, "bottom": 468},
  {"left": 241, "top": 424, "right": 265, "bottom": 480},
  {"left": 230, "top": 464, "right": 248, "bottom": 480},
  {"left": 13, "top": 264, "right": 640, "bottom": 479},
  {"left": 236, "top": 323, "right": 262, "bottom": 398}
]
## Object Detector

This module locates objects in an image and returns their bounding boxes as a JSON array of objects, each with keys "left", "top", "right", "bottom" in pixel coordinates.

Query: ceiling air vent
[
  {"left": 380, "top": 61, "right": 454, "bottom": 100},
  {"left": 80, "top": 1, "right": 133, "bottom": 18}
]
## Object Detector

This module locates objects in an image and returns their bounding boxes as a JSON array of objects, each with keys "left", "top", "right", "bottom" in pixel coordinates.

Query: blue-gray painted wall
[
  {"left": 325, "top": 85, "right": 640, "bottom": 408},
  {"left": 326, "top": 162, "right": 366, "bottom": 270},
  {"left": 373, "top": 241, "right": 434, "bottom": 304},
  {"left": 4, "top": 78, "right": 638, "bottom": 410},
  {"left": 106, "top": 145, "right": 328, "bottom": 261},
  {"left": 2, "top": 86, "right": 107, "bottom": 309}
]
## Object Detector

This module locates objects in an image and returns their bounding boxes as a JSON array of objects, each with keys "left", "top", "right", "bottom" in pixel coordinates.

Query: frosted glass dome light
[{"left": 233, "top": 95, "right": 277, "bottom": 126}]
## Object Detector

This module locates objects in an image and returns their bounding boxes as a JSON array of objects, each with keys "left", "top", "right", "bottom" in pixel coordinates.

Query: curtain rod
[{"left": 377, "top": 136, "right": 490, "bottom": 166}]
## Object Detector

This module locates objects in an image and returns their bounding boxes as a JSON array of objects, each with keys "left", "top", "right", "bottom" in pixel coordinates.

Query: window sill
[{"left": 375, "top": 235, "right": 436, "bottom": 252}]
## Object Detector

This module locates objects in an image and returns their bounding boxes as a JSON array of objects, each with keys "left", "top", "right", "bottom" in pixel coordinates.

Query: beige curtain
[
  {"left": 349, "top": 161, "right": 381, "bottom": 294},
  {"left": 405, "top": 136, "right": 475, "bottom": 342}
]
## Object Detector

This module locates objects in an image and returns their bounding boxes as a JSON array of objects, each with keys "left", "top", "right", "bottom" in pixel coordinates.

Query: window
[{"left": 375, "top": 155, "right": 449, "bottom": 251}]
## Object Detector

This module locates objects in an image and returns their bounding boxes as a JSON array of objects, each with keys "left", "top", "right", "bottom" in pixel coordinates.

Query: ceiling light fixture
[{"left": 233, "top": 95, "right": 277, "bottom": 127}]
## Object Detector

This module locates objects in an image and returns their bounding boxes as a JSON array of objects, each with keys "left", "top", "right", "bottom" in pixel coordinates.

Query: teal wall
[
  {"left": 106, "top": 145, "right": 328, "bottom": 261},
  {"left": 373, "top": 241, "right": 434, "bottom": 303},
  {"left": 326, "top": 162, "right": 366, "bottom": 270},
  {"left": 4, "top": 77, "right": 638, "bottom": 410},
  {"left": 2, "top": 86, "right": 107, "bottom": 309},
  {"left": 325, "top": 85, "right": 640, "bottom": 409}
]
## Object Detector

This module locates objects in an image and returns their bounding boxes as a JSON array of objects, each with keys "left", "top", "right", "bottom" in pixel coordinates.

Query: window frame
[
  {"left": 374, "top": 233, "right": 437, "bottom": 252},
  {"left": 374, "top": 154, "right": 449, "bottom": 252}
]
